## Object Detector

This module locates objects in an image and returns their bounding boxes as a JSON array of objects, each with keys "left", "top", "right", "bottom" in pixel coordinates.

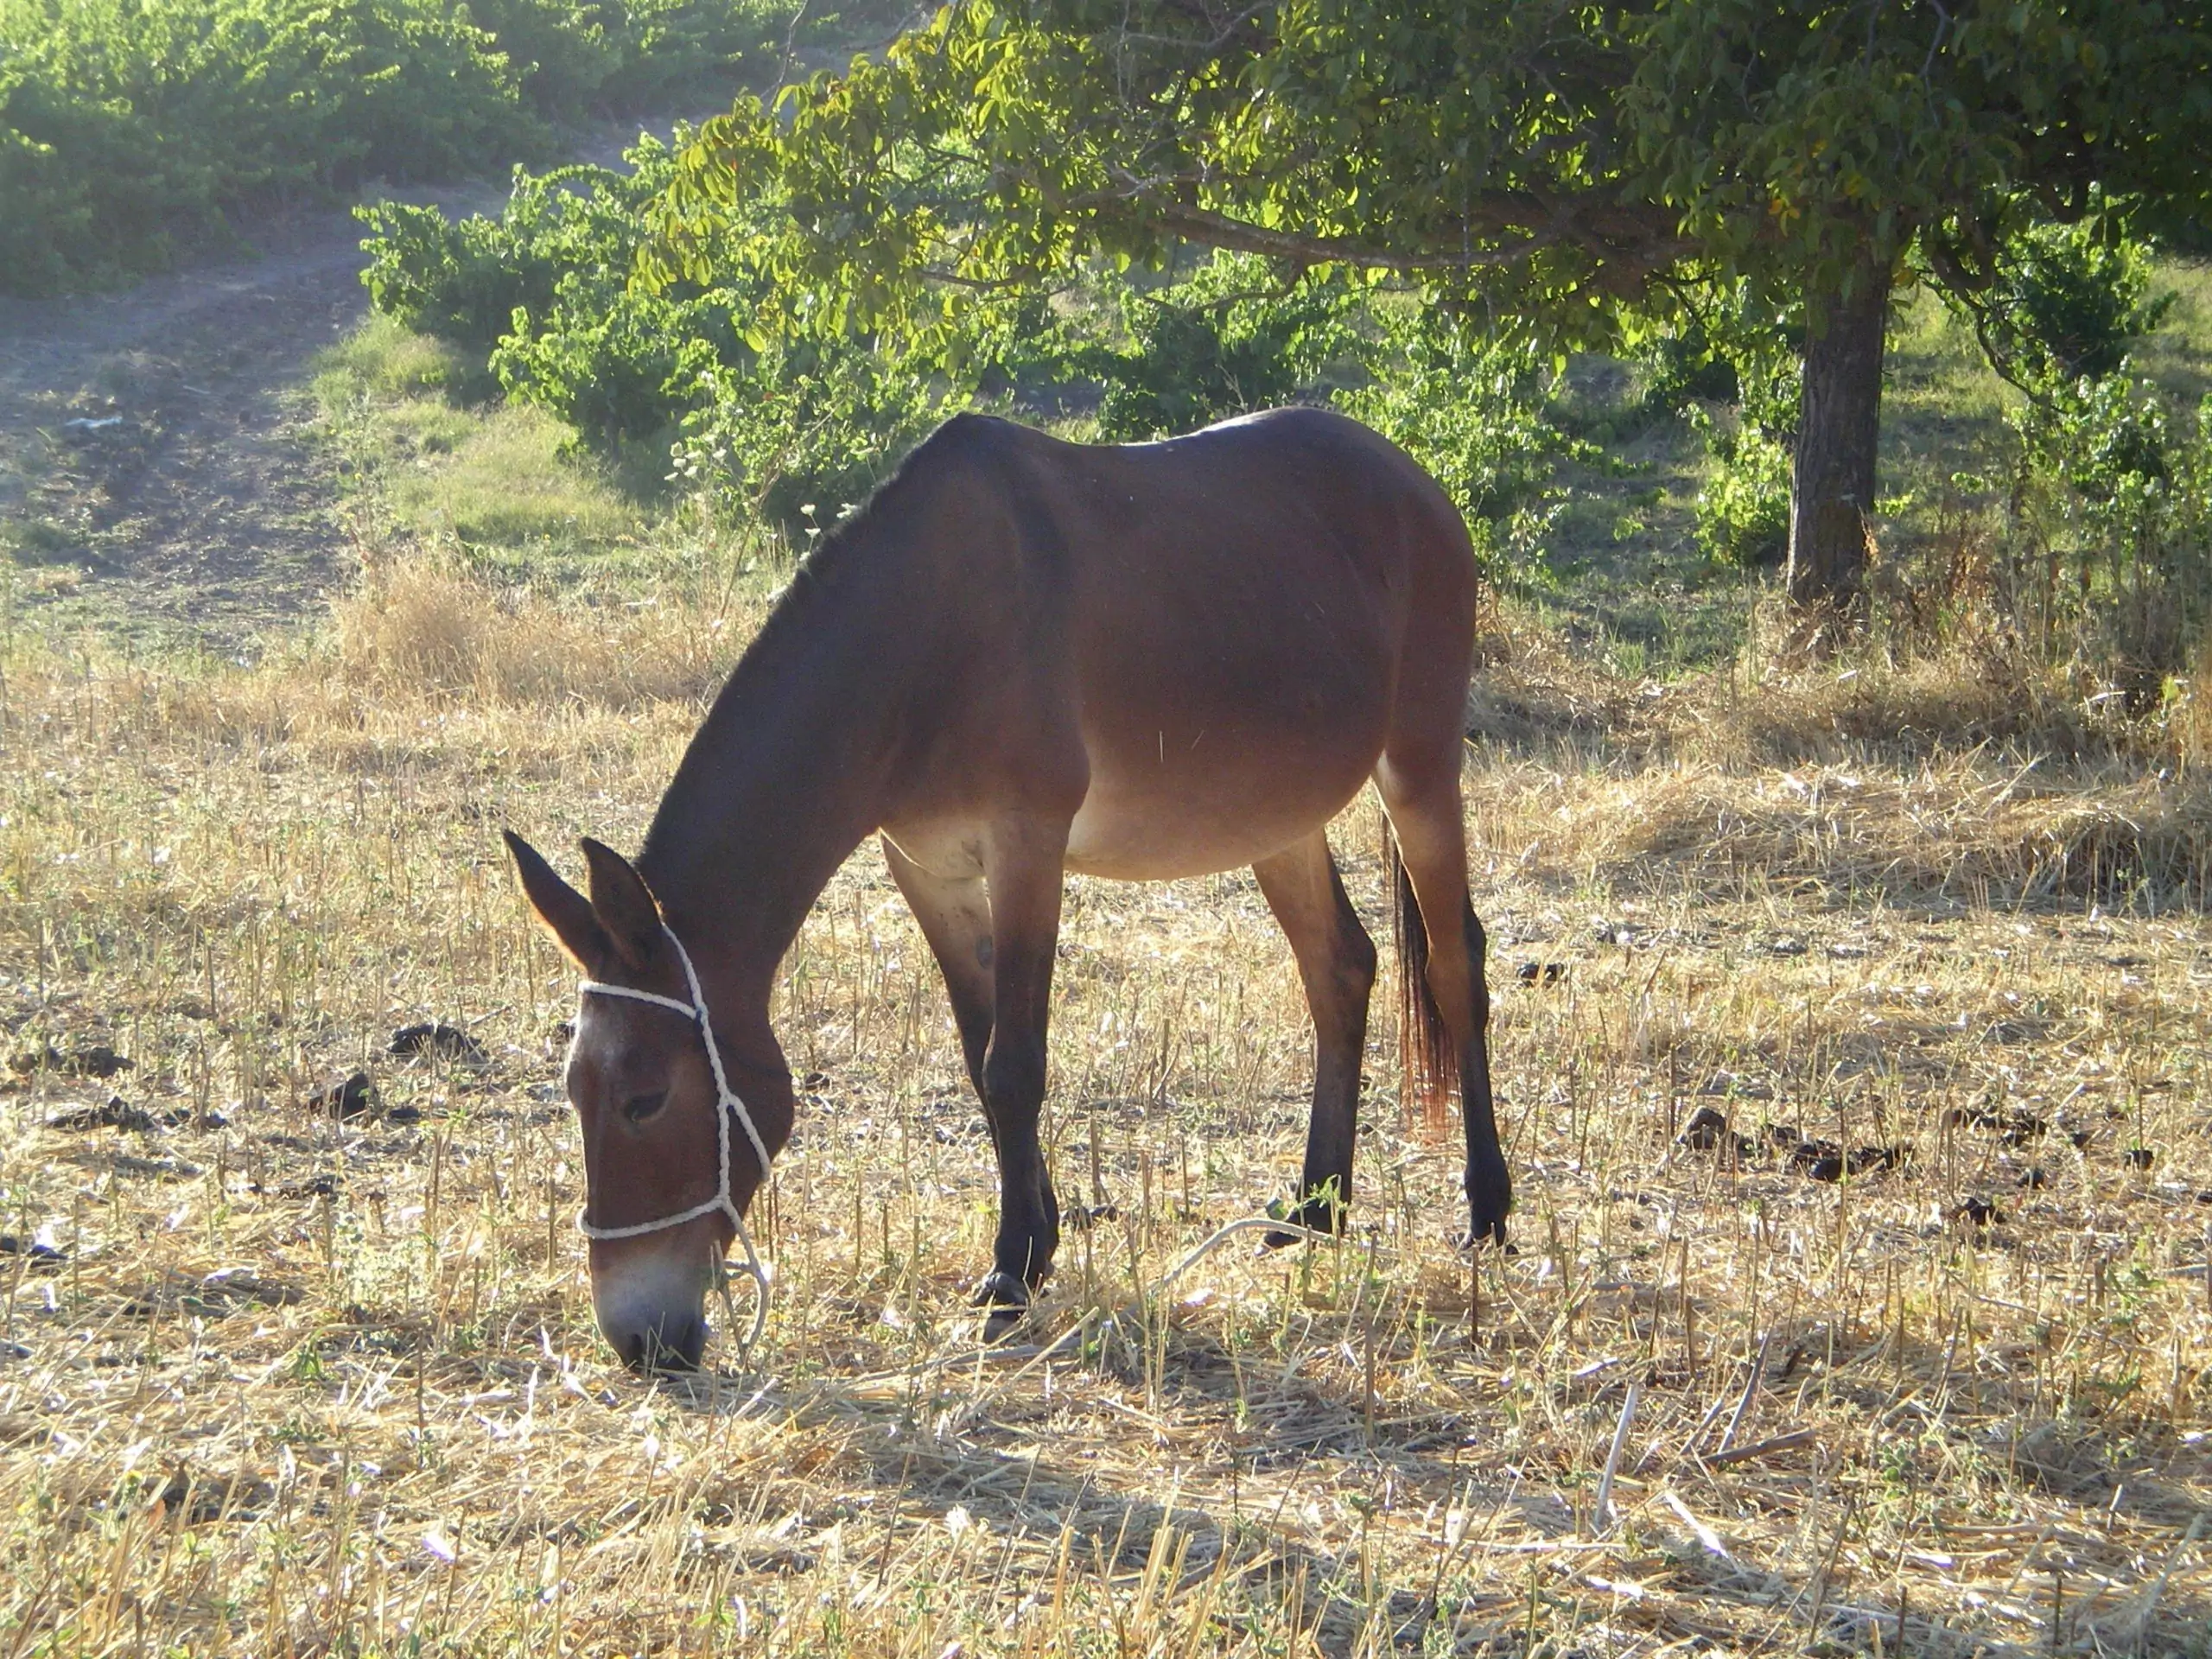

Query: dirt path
[{"left": 0, "top": 118, "right": 686, "bottom": 652}]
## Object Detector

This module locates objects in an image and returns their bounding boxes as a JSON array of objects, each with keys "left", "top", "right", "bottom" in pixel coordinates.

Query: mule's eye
[{"left": 622, "top": 1090, "right": 668, "bottom": 1125}]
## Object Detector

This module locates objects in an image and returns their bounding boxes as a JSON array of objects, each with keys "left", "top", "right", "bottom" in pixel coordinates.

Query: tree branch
[{"left": 1114, "top": 194, "right": 1689, "bottom": 292}]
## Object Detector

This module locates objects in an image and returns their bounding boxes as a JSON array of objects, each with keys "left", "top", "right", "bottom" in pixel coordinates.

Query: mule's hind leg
[
  {"left": 1253, "top": 830, "right": 1377, "bottom": 1243},
  {"left": 1375, "top": 760, "right": 1512, "bottom": 1247}
]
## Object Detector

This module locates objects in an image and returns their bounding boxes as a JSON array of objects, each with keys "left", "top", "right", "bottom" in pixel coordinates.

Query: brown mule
[{"left": 506, "top": 406, "right": 1510, "bottom": 1369}]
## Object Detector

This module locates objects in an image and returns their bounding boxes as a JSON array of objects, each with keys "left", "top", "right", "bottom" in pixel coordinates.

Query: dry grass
[
  {"left": 1, "top": 562, "right": 2208, "bottom": 1657},
  {"left": 328, "top": 551, "right": 751, "bottom": 708}
]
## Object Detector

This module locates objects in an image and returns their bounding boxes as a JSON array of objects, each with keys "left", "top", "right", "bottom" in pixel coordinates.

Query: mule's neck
[{"left": 635, "top": 532, "right": 924, "bottom": 1002}]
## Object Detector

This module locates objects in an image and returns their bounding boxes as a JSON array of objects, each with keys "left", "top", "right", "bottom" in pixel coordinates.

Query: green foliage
[
  {"left": 1058, "top": 255, "right": 1357, "bottom": 441},
  {"left": 1954, "top": 219, "right": 2175, "bottom": 399},
  {"left": 460, "top": 0, "right": 622, "bottom": 122},
  {"left": 649, "top": 0, "right": 2211, "bottom": 611},
  {"left": 1631, "top": 3, "right": 2212, "bottom": 306},
  {"left": 1335, "top": 309, "right": 1586, "bottom": 571},
  {"left": 660, "top": 3, "right": 2212, "bottom": 352},
  {"left": 1630, "top": 290, "right": 1802, "bottom": 437},
  {"left": 1910, "top": 219, "right": 2212, "bottom": 677},
  {"left": 1634, "top": 326, "right": 1741, "bottom": 418},
  {"left": 2006, "top": 372, "right": 2212, "bottom": 682},
  {"left": 493, "top": 277, "right": 734, "bottom": 448},
  {"left": 2020, "top": 374, "right": 2177, "bottom": 506},
  {"left": 671, "top": 340, "right": 952, "bottom": 538},
  {"left": 1690, "top": 413, "right": 1792, "bottom": 569},
  {"left": 0, "top": 0, "right": 801, "bottom": 297},
  {"left": 358, "top": 130, "right": 955, "bottom": 536},
  {"left": 0, "top": 0, "right": 537, "bottom": 294},
  {"left": 359, "top": 147, "right": 679, "bottom": 352},
  {"left": 589, "top": 0, "right": 792, "bottom": 111}
]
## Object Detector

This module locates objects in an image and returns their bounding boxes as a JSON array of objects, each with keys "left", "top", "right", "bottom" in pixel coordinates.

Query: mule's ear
[
  {"left": 579, "top": 837, "right": 664, "bottom": 971},
  {"left": 505, "top": 830, "right": 611, "bottom": 970}
]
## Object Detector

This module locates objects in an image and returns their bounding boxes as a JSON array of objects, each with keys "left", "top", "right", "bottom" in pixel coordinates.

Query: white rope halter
[{"left": 577, "top": 922, "right": 772, "bottom": 1351}]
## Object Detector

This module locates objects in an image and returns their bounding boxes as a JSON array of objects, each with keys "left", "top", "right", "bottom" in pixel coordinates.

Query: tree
[{"left": 655, "top": 1, "right": 2212, "bottom": 614}]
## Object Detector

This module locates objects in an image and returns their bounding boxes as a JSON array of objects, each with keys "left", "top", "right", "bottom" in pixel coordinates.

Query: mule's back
[{"left": 965, "top": 408, "right": 1478, "bottom": 879}]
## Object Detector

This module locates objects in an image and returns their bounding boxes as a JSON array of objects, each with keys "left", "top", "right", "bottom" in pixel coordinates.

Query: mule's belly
[
  {"left": 884, "top": 732, "right": 1378, "bottom": 885},
  {"left": 1062, "top": 781, "right": 1356, "bottom": 880},
  {"left": 1060, "top": 715, "right": 1382, "bottom": 880}
]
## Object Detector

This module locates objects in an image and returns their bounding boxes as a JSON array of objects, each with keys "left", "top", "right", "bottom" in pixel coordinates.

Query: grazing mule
[{"left": 505, "top": 406, "right": 1510, "bottom": 1370}]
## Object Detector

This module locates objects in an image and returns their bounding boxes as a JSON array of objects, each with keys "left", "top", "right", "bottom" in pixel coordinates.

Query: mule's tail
[{"left": 1388, "top": 826, "right": 1457, "bottom": 1138}]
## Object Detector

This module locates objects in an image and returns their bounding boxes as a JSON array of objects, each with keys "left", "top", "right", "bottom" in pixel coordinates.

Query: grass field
[{"left": 2, "top": 298, "right": 2210, "bottom": 1655}]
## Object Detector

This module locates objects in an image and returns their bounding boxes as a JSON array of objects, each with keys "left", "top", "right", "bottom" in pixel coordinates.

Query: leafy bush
[
  {"left": 1630, "top": 290, "right": 1801, "bottom": 429},
  {"left": 671, "top": 340, "right": 953, "bottom": 538},
  {"left": 1050, "top": 256, "right": 1355, "bottom": 441},
  {"left": 493, "top": 276, "right": 735, "bottom": 447},
  {"left": 1960, "top": 219, "right": 2174, "bottom": 398},
  {"left": 2008, "top": 374, "right": 2212, "bottom": 684},
  {"left": 359, "top": 146, "right": 678, "bottom": 352},
  {"left": 1634, "top": 323, "right": 1741, "bottom": 415},
  {"left": 460, "top": 0, "right": 622, "bottom": 123},
  {"left": 0, "top": 0, "right": 540, "bottom": 294},
  {"left": 359, "top": 131, "right": 952, "bottom": 534},
  {"left": 1690, "top": 410, "right": 1792, "bottom": 568},
  {"left": 365, "top": 136, "right": 756, "bottom": 453},
  {"left": 1630, "top": 293, "right": 1800, "bottom": 569},
  {"left": 0, "top": 0, "right": 802, "bottom": 296},
  {"left": 590, "top": 0, "right": 791, "bottom": 110},
  {"left": 1334, "top": 310, "right": 1586, "bottom": 571}
]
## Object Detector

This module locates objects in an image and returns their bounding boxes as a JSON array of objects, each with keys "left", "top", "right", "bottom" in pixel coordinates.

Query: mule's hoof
[
  {"left": 1262, "top": 1197, "right": 1345, "bottom": 1249},
  {"left": 971, "top": 1271, "right": 1029, "bottom": 1338},
  {"left": 1454, "top": 1222, "right": 1515, "bottom": 1255},
  {"left": 1464, "top": 1168, "right": 1511, "bottom": 1252}
]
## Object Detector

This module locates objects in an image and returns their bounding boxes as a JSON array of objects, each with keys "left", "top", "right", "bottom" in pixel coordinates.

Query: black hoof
[
  {"left": 1465, "top": 1166, "right": 1511, "bottom": 1252},
  {"left": 972, "top": 1270, "right": 1030, "bottom": 1339},
  {"left": 1262, "top": 1194, "right": 1347, "bottom": 1249},
  {"left": 1454, "top": 1220, "right": 1513, "bottom": 1254}
]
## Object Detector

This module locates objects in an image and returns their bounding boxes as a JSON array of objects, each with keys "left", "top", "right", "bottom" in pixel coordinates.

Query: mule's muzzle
[
  {"left": 591, "top": 1247, "right": 716, "bottom": 1373},
  {"left": 606, "top": 1308, "right": 708, "bottom": 1373}
]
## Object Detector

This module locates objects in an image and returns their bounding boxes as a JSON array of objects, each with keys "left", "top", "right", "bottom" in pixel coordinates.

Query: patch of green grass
[
  {"left": 310, "top": 316, "right": 660, "bottom": 580},
  {"left": 0, "top": 516, "right": 83, "bottom": 566},
  {"left": 312, "top": 312, "right": 493, "bottom": 410},
  {"left": 386, "top": 403, "right": 645, "bottom": 559},
  {"left": 2137, "top": 257, "right": 2212, "bottom": 409},
  {"left": 1528, "top": 365, "right": 1750, "bottom": 677},
  {"left": 1879, "top": 284, "right": 2017, "bottom": 513}
]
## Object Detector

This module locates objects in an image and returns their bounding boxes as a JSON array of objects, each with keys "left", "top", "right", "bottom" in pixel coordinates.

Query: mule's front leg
[{"left": 974, "top": 813, "right": 1068, "bottom": 1332}]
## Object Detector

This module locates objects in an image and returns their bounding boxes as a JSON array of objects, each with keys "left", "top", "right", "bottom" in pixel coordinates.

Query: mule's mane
[
  {"left": 766, "top": 413, "right": 987, "bottom": 613},
  {"left": 636, "top": 416, "right": 992, "bottom": 891}
]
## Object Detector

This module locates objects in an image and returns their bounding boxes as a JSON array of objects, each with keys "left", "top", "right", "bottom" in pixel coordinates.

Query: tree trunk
[{"left": 1786, "top": 247, "right": 1892, "bottom": 614}]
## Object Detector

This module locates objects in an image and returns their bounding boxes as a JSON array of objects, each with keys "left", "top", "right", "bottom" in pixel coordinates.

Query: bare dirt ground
[
  {"left": 0, "top": 200, "right": 391, "bottom": 646},
  {"left": 0, "top": 120, "right": 678, "bottom": 652}
]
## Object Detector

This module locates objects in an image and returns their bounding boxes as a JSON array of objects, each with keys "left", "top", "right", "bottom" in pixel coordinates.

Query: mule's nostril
[
  {"left": 659, "top": 1315, "right": 707, "bottom": 1371},
  {"left": 616, "top": 1313, "right": 706, "bottom": 1374}
]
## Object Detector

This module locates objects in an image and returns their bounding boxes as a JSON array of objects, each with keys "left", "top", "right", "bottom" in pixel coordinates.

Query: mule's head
[{"left": 504, "top": 830, "right": 756, "bottom": 1372}]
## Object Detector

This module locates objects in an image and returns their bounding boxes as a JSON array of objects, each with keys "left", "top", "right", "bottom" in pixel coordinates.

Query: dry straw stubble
[{"left": 0, "top": 563, "right": 2207, "bottom": 1656}]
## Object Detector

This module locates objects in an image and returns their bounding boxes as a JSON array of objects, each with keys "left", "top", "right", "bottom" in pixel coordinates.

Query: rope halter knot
[{"left": 576, "top": 921, "right": 772, "bottom": 1351}]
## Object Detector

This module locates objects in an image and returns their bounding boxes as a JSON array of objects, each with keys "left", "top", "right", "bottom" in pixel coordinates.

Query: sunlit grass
[
  {"left": 312, "top": 318, "right": 654, "bottom": 576},
  {"left": 0, "top": 556, "right": 2206, "bottom": 1656}
]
